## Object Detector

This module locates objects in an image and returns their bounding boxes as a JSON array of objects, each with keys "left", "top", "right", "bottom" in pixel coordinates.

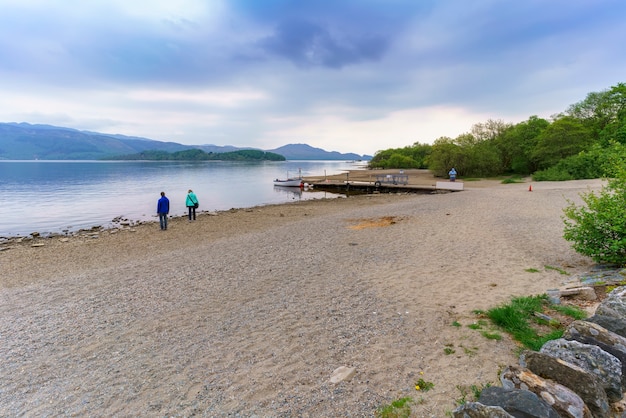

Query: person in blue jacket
[
  {"left": 448, "top": 167, "right": 457, "bottom": 182},
  {"left": 157, "top": 191, "right": 170, "bottom": 230},
  {"left": 186, "top": 189, "right": 199, "bottom": 221}
]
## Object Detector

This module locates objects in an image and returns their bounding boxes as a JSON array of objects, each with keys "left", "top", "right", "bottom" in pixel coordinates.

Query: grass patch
[
  {"left": 467, "top": 319, "right": 488, "bottom": 330},
  {"left": 451, "top": 321, "right": 461, "bottom": 327},
  {"left": 461, "top": 345, "right": 478, "bottom": 357},
  {"left": 550, "top": 304, "right": 587, "bottom": 320},
  {"left": 485, "top": 294, "right": 586, "bottom": 351},
  {"left": 481, "top": 331, "right": 502, "bottom": 341},
  {"left": 525, "top": 268, "right": 540, "bottom": 273},
  {"left": 376, "top": 397, "right": 413, "bottom": 418},
  {"left": 415, "top": 378, "right": 434, "bottom": 392},
  {"left": 444, "top": 346, "right": 456, "bottom": 355},
  {"left": 544, "top": 265, "right": 569, "bottom": 275},
  {"left": 501, "top": 176, "right": 524, "bottom": 184}
]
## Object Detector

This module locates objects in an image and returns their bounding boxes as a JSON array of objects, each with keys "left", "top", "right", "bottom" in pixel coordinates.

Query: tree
[
  {"left": 427, "top": 137, "right": 463, "bottom": 177},
  {"left": 532, "top": 116, "right": 593, "bottom": 169},
  {"left": 563, "top": 161, "right": 626, "bottom": 264},
  {"left": 567, "top": 82, "right": 626, "bottom": 145},
  {"left": 498, "top": 116, "right": 549, "bottom": 174}
]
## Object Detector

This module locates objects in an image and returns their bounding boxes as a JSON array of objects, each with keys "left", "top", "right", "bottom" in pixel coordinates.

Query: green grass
[
  {"left": 481, "top": 331, "right": 502, "bottom": 340},
  {"left": 376, "top": 397, "right": 413, "bottom": 418},
  {"left": 444, "top": 346, "right": 455, "bottom": 355},
  {"left": 501, "top": 176, "right": 524, "bottom": 184},
  {"left": 525, "top": 268, "right": 540, "bottom": 273},
  {"left": 485, "top": 294, "right": 585, "bottom": 350},
  {"left": 415, "top": 378, "right": 434, "bottom": 392},
  {"left": 551, "top": 304, "right": 587, "bottom": 320},
  {"left": 544, "top": 265, "right": 569, "bottom": 275},
  {"left": 451, "top": 321, "right": 461, "bottom": 327}
]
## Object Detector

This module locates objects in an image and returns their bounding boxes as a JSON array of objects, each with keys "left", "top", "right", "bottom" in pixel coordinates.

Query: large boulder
[
  {"left": 478, "top": 386, "right": 560, "bottom": 418},
  {"left": 521, "top": 350, "right": 611, "bottom": 417},
  {"left": 564, "top": 320, "right": 626, "bottom": 387},
  {"left": 540, "top": 339, "right": 623, "bottom": 402},
  {"left": 500, "top": 365, "right": 591, "bottom": 418},
  {"left": 587, "top": 314, "right": 626, "bottom": 339},
  {"left": 596, "top": 286, "right": 626, "bottom": 318}
]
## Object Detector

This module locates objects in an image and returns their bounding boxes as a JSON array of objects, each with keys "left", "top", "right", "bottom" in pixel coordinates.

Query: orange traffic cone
[{"left": 528, "top": 184, "right": 532, "bottom": 192}]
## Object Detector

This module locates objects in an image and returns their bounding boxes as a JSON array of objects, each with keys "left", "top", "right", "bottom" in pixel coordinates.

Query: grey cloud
[{"left": 258, "top": 20, "right": 390, "bottom": 68}]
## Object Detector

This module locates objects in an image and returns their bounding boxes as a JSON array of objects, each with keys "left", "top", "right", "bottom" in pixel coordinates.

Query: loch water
[{"left": 0, "top": 160, "right": 365, "bottom": 237}]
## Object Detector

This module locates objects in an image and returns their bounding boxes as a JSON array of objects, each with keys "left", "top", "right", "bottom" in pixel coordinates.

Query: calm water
[{"left": 0, "top": 160, "right": 366, "bottom": 237}]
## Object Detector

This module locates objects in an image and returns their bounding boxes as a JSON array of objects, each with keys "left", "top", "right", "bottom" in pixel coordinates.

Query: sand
[{"left": 0, "top": 172, "right": 604, "bottom": 417}]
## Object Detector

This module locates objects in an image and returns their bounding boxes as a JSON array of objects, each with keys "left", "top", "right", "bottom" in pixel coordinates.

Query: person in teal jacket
[
  {"left": 157, "top": 191, "right": 170, "bottom": 230},
  {"left": 186, "top": 189, "right": 199, "bottom": 221}
]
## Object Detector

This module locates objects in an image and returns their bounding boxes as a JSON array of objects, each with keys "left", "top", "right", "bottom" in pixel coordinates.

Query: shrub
[{"left": 563, "top": 170, "right": 626, "bottom": 264}]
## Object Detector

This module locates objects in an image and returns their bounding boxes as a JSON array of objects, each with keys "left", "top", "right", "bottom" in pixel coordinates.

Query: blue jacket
[{"left": 157, "top": 196, "right": 170, "bottom": 214}]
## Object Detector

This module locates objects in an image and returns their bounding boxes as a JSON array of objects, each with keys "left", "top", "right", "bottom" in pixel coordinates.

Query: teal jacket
[{"left": 186, "top": 192, "right": 198, "bottom": 207}]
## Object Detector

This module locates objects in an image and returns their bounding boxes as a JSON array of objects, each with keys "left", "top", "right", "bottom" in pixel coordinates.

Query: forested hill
[
  {"left": 0, "top": 123, "right": 370, "bottom": 160},
  {"left": 109, "top": 149, "right": 286, "bottom": 161}
]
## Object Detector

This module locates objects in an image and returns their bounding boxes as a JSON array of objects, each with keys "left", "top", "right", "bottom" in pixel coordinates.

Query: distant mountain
[
  {"left": 266, "top": 143, "right": 370, "bottom": 160},
  {"left": 0, "top": 122, "right": 371, "bottom": 161},
  {"left": 0, "top": 122, "right": 191, "bottom": 160}
]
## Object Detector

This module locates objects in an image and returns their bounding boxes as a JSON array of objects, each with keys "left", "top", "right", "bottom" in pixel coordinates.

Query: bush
[{"left": 563, "top": 172, "right": 626, "bottom": 264}]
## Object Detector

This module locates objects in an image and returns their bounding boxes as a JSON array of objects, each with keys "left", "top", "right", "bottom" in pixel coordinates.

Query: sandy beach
[{"left": 0, "top": 172, "right": 604, "bottom": 417}]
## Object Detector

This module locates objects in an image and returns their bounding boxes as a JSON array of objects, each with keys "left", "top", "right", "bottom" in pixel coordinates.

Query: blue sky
[{"left": 1, "top": 0, "right": 624, "bottom": 155}]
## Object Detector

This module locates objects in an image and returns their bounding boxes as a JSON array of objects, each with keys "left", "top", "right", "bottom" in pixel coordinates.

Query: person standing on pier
[{"left": 448, "top": 167, "right": 457, "bottom": 182}]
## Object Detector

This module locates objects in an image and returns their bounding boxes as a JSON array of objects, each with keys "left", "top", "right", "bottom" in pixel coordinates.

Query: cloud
[
  {"left": 0, "top": 0, "right": 625, "bottom": 155},
  {"left": 258, "top": 19, "right": 390, "bottom": 68}
]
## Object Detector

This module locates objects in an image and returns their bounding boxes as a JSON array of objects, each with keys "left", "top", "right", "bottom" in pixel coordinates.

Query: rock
[
  {"left": 329, "top": 366, "right": 355, "bottom": 383},
  {"left": 451, "top": 402, "right": 514, "bottom": 417},
  {"left": 564, "top": 320, "right": 626, "bottom": 387},
  {"left": 478, "top": 386, "right": 560, "bottom": 418},
  {"left": 31, "top": 243, "right": 45, "bottom": 247},
  {"left": 596, "top": 286, "right": 626, "bottom": 318},
  {"left": 540, "top": 338, "right": 623, "bottom": 402},
  {"left": 521, "top": 351, "right": 611, "bottom": 417},
  {"left": 587, "top": 314, "right": 626, "bottom": 339},
  {"left": 31, "top": 231, "right": 40, "bottom": 237},
  {"left": 500, "top": 365, "right": 592, "bottom": 418},
  {"left": 560, "top": 286, "right": 597, "bottom": 301}
]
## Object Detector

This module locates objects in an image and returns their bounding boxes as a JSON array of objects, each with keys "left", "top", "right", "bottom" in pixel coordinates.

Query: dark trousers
[
  {"left": 188, "top": 206, "right": 196, "bottom": 220},
  {"left": 159, "top": 213, "right": 168, "bottom": 229}
]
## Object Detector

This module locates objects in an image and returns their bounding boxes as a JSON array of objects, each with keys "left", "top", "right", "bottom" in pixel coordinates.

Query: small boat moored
[
  {"left": 273, "top": 178, "right": 304, "bottom": 187},
  {"left": 273, "top": 169, "right": 304, "bottom": 187}
]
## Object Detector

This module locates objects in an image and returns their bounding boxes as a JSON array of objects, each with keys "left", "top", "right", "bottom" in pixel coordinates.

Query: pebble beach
[{"left": 0, "top": 172, "right": 604, "bottom": 416}]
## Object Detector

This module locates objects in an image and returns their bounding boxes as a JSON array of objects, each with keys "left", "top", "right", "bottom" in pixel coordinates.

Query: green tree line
[
  {"left": 108, "top": 149, "right": 286, "bottom": 161},
  {"left": 369, "top": 82, "right": 626, "bottom": 181}
]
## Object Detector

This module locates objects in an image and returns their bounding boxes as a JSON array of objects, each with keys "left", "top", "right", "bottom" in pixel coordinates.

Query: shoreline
[{"left": 0, "top": 177, "right": 605, "bottom": 416}]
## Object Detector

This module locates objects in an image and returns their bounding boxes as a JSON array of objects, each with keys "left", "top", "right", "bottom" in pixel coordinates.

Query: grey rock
[
  {"left": 564, "top": 320, "right": 626, "bottom": 387},
  {"left": 451, "top": 402, "right": 514, "bottom": 417},
  {"left": 521, "top": 350, "right": 611, "bottom": 418},
  {"left": 587, "top": 314, "right": 626, "bottom": 339},
  {"left": 541, "top": 339, "right": 623, "bottom": 402},
  {"left": 597, "top": 286, "right": 626, "bottom": 318},
  {"left": 500, "top": 365, "right": 591, "bottom": 418},
  {"left": 478, "top": 386, "right": 560, "bottom": 418}
]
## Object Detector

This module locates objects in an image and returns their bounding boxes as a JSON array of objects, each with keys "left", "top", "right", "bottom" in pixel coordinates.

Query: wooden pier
[
  {"left": 302, "top": 169, "right": 464, "bottom": 195},
  {"left": 305, "top": 180, "right": 463, "bottom": 195}
]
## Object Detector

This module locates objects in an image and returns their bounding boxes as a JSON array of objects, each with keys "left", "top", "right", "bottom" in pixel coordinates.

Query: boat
[
  {"left": 273, "top": 177, "right": 303, "bottom": 187},
  {"left": 273, "top": 169, "right": 304, "bottom": 187}
]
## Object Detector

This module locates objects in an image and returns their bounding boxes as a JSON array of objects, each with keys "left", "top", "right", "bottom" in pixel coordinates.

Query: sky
[{"left": 1, "top": 1, "right": 624, "bottom": 156}]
